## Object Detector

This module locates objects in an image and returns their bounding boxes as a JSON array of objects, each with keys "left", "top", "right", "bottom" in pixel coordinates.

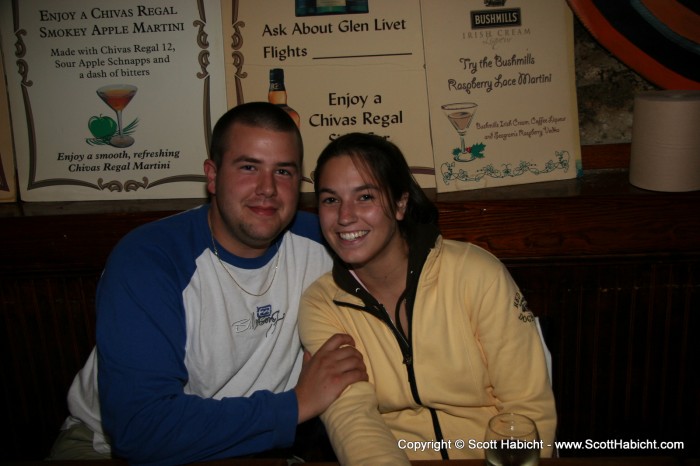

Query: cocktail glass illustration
[
  {"left": 97, "top": 84, "right": 137, "bottom": 148},
  {"left": 441, "top": 102, "right": 478, "bottom": 161}
]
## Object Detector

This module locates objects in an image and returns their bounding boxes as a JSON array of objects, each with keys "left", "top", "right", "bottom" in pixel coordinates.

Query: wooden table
[{"left": 4, "top": 456, "right": 690, "bottom": 465}]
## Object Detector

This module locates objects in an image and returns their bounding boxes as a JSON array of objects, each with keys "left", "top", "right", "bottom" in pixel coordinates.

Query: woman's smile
[{"left": 339, "top": 230, "right": 369, "bottom": 241}]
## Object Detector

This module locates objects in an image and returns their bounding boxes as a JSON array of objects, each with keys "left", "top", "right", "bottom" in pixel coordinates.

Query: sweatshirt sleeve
[
  {"left": 299, "top": 279, "right": 410, "bottom": 466},
  {"left": 470, "top": 249, "right": 557, "bottom": 457},
  {"left": 95, "top": 233, "right": 298, "bottom": 465}
]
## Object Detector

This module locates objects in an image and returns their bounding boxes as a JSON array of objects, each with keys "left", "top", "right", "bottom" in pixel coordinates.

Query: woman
[{"left": 299, "top": 133, "right": 556, "bottom": 465}]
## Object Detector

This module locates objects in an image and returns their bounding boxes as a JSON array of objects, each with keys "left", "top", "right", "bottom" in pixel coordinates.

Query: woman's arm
[
  {"left": 472, "top": 258, "right": 557, "bottom": 457},
  {"left": 299, "top": 280, "right": 410, "bottom": 466}
]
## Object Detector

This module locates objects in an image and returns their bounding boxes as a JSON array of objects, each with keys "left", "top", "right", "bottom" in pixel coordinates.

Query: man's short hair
[{"left": 209, "top": 101, "right": 303, "bottom": 168}]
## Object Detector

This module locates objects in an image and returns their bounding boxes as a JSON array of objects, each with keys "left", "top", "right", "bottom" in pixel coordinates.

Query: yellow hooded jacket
[{"left": 299, "top": 224, "right": 556, "bottom": 465}]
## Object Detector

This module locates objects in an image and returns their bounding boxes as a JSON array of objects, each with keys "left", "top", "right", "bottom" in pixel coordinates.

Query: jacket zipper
[{"left": 336, "top": 300, "right": 449, "bottom": 459}]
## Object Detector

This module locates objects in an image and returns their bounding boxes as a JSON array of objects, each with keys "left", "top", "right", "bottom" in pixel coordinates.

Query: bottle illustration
[
  {"left": 268, "top": 68, "right": 301, "bottom": 127},
  {"left": 315, "top": 0, "right": 346, "bottom": 14},
  {"left": 295, "top": 0, "right": 368, "bottom": 16},
  {"left": 346, "top": 0, "right": 369, "bottom": 13},
  {"left": 295, "top": 0, "right": 316, "bottom": 16}
]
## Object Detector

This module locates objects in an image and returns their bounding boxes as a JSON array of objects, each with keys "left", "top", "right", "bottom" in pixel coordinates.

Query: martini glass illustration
[
  {"left": 441, "top": 102, "right": 478, "bottom": 161},
  {"left": 97, "top": 84, "right": 137, "bottom": 148}
]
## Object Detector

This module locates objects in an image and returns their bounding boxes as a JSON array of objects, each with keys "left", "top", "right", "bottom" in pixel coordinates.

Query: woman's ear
[{"left": 396, "top": 192, "right": 409, "bottom": 220}]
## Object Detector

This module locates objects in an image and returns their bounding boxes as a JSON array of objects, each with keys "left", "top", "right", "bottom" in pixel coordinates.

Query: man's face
[{"left": 204, "top": 123, "right": 301, "bottom": 258}]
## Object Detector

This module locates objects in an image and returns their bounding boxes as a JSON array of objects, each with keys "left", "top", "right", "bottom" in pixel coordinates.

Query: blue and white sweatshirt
[{"left": 64, "top": 204, "right": 332, "bottom": 465}]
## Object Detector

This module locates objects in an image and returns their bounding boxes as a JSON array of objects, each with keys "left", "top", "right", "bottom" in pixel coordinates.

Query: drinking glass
[
  {"left": 441, "top": 102, "right": 478, "bottom": 159},
  {"left": 484, "top": 412, "right": 540, "bottom": 466},
  {"left": 97, "top": 84, "right": 137, "bottom": 148}
]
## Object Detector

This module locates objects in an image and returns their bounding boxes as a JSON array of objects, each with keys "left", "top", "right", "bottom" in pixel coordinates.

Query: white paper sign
[
  {"left": 227, "top": 0, "right": 435, "bottom": 191},
  {"left": 0, "top": 0, "right": 228, "bottom": 201},
  {"left": 421, "top": 0, "right": 582, "bottom": 192}
]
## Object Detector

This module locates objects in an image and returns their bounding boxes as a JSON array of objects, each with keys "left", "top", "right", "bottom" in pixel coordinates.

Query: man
[{"left": 49, "top": 102, "right": 367, "bottom": 464}]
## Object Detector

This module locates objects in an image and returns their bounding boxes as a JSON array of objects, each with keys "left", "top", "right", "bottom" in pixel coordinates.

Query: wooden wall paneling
[
  {"left": 1, "top": 273, "right": 99, "bottom": 460},
  {"left": 1, "top": 161, "right": 699, "bottom": 460},
  {"left": 508, "top": 258, "right": 699, "bottom": 457}
]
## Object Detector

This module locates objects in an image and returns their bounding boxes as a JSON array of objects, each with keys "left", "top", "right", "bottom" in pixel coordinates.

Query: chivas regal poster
[
  {"left": 422, "top": 0, "right": 582, "bottom": 192},
  {"left": 225, "top": 0, "right": 436, "bottom": 192},
  {"left": 0, "top": 51, "right": 17, "bottom": 202},
  {"left": 0, "top": 0, "right": 228, "bottom": 201}
]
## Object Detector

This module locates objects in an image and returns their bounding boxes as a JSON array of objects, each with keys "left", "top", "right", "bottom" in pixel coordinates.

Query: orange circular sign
[{"left": 567, "top": 0, "right": 700, "bottom": 89}]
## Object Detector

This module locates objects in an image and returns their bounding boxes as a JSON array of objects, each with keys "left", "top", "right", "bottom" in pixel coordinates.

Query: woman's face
[{"left": 317, "top": 155, "right": 407, "bottom": 270}]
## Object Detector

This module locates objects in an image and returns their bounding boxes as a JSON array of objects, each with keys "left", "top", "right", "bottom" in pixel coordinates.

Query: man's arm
[
  {"left": 294, "top": 333, "right": 368, "bottom": 423},
  {"left": 96, "top": 234, "right": 298, "bottom": 464}
]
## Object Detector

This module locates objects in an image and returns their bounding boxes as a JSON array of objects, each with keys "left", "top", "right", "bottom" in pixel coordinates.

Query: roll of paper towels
[{"left": 629, "top": 90, "right": 700, "bottom": 192}]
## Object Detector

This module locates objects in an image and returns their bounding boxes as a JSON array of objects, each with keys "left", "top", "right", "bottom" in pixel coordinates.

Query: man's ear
[
  {"left": 396, "top": 192, "right": 409, "bottom": 221},
  {"left": 203, "top": 159, "right": 217, "bottom": 196}
]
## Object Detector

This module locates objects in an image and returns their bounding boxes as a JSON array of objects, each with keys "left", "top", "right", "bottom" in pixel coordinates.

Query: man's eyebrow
[
  {"left": 230, "top": 155, "right": 261, "bottom": 164},
  {"left": 276, "top": 160, "right": 300, "bottom": 169},
  {"left": 230, "top": 156, "right": 299, "bottom": 169}
]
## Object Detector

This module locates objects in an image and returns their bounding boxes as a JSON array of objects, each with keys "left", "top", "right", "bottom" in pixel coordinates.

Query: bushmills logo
[{"left": 471, "top": 7, "right": 521, "bottom": 30}]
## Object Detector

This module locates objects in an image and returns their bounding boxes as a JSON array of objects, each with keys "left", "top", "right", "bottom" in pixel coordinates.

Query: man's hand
[{"left": 295, "top": 333, "right": 368, "bottom": 423}]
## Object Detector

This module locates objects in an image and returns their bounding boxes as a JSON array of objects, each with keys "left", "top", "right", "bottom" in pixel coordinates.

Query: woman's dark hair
[
  {"left": 314, "top": 133, "right": 438, "bottom": 230},
  {"left": 209, "top": 101, "right": 303, "bottom": 168}
]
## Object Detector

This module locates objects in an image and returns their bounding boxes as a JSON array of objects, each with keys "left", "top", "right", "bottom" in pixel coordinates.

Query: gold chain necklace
[{"left": 210, "top": 230, "right": 280, "bottom": 297}]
